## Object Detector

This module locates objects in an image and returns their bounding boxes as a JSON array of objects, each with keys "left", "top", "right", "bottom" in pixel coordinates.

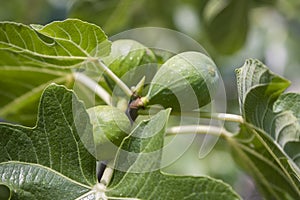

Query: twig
[
  {"left": 199, "top": 112, "right": 244, "bottom": 123},
  {"left": 74, "top": 72, "right": 112, "bottom": 105},
  {"left": 166, "top": 125, "right": 234, "bottom": 138},
  {"left": 139, "top": 107, "right": 244, "bottom": 123}
]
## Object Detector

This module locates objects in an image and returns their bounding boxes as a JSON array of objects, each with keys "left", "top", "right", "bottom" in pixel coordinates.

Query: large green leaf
[
  {"left": 0, "top": 18, "right": 110, "bottom": 67},
  {"left": 0, "top": 84, "right": 97, "bottom": 199},
  {"left": 233, "top": 59, "right": 300, "bottom": 199},
  {"left": 106, "top": 109, "right": 241, "bottom": 199},
  {"left": 0, "top": 19, "right": 111, "bottom": 125}
]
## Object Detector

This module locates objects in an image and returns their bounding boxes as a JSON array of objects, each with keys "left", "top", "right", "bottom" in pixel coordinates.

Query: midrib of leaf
[
  {"left": 0, "top": 75, "right": 70, "bottom": 117},
  {"left": 74, "top": 191, "right": 96, "bottom": 200},
  {"left": 0, "top": 161, "right": 91, "bottom": 190},
  {"left": 0, "top": 40, "right": 89, "bottom": 60}
]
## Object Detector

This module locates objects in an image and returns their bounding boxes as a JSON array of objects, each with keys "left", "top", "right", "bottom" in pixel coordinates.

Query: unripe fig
[
  {"left": 88, "top": 106, "right": 130, "bottom": 159},
  {"left": 141, "top": 51, "right": 219, "bottom": 112}
]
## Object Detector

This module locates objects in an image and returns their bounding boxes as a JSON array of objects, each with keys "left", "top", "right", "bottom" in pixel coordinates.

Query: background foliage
[{"left": 0, "top": 0, "right": 300, "bottom": 199}]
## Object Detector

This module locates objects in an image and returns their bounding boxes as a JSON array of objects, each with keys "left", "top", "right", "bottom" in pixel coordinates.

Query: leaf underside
[{"left": 234, "top": 59, "right": 300, "bottom": 199}]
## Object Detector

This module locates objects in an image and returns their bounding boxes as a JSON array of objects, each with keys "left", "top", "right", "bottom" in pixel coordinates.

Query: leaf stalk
[
  {"left": 74, "top": 72, "right": 112, "bottom": 105},
  {"left": 166, "top": 125, "right": 234, "bottom": 138},
  {"left": 97, "top": 59, "right": 132, "bottom": 97}
]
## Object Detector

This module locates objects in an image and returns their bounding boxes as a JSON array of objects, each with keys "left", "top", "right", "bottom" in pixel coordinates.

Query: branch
[
  {"left": 74, "top": 72, "right": 112, "bottom": 105},
  {"left": 166, "top": 125, "right": 234, "bottom": 138},
  {"left": 199, "top": 112, "right": 244, "bottom": 123},
  {"left": 139, "top": 107, "right": 244, "bottom": 123}
]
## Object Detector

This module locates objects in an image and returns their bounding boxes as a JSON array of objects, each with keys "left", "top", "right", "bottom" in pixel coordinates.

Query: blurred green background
[{"left": 1, "top": 0, "right": 299, "bottom": 199}]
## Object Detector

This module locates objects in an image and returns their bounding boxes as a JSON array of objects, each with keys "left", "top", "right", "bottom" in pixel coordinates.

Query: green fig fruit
[
  {"left": 88, "top": 106, "right": 130, "bottom": 160},
  {"left": 102, "top": 39, "right": 156, "bottom": 89},
  {"left": 141, "top": 51, "right": 219, "bottom": 112}
]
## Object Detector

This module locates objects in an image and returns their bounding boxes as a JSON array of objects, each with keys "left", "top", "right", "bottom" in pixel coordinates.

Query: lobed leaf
[
  {"left": 234, "top": 59, "right": 300, "bottom": 199},
  {"left": 0, "top": 19, "right": 111, "bottom": 125},
  {"left": 0, "top": 84, "right": 97, "bottom": 198},
  {"left": 107, "top": 110, "right": 241, "bottom": 200},
  {"left": 0, "top": 19, "right": 110, "bottom": 68}
]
